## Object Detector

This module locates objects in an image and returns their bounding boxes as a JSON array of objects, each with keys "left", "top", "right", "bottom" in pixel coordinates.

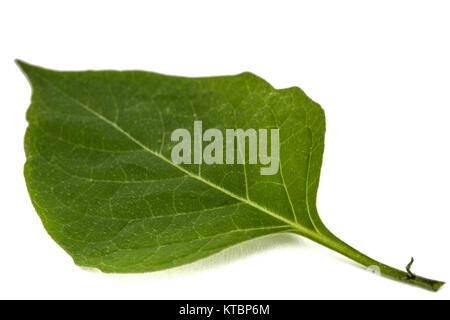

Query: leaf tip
[
  {"left": 15, "top": 59, "right": 31, "bottom": 71},
  {"left": 16, "top": 59, "right": 38, "bottom": 80},
  {"left": 16, "top": 60, "right": 48, "bottom": 89},
  {"left": 16, "top": 59, "right": 47, "bottom": 76}
]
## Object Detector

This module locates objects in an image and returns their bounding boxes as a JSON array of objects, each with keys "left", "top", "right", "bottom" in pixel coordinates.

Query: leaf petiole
[{"left": 293, "top": 229, "right": 445, "bottom": 291}]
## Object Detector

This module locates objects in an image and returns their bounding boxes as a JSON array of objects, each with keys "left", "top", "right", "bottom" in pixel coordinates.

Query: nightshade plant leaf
[{"left": 18, "top": 60, "right": 444, "bottom": 291}]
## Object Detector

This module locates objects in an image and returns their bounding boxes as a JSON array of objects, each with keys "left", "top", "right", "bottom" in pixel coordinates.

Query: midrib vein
[{"left": 34, "top": 71, "right": 318, "bottom": 238}]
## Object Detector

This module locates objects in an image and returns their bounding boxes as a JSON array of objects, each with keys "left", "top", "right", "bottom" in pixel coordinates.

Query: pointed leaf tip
[
  {"left": 15, "top": 59, "right": 29, "bottom": 70},
  {"left": 15, "top": 60, "right": 46, "bottom": 77},
  {"left": 15, "top": 59, "right": 37, "bottom": 79}
]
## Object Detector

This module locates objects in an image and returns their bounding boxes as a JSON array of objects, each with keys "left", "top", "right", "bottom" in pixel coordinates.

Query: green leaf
[{"left": 18, "top": 60, "right": 444, "bottom": 291}]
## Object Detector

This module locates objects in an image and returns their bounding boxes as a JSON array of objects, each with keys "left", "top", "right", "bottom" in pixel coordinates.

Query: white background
[{"left": 1, "top": 0, "right": 449, "bottom": 300}]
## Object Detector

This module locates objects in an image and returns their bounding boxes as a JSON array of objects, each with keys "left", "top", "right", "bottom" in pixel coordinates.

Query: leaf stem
[{"left": 294, "top": 229, "right": 445, "bottom": 291}]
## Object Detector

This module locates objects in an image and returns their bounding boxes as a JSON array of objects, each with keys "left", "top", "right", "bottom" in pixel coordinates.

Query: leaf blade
[{"left": 20, "top": 61, "right": 321, "bottom": 272}]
